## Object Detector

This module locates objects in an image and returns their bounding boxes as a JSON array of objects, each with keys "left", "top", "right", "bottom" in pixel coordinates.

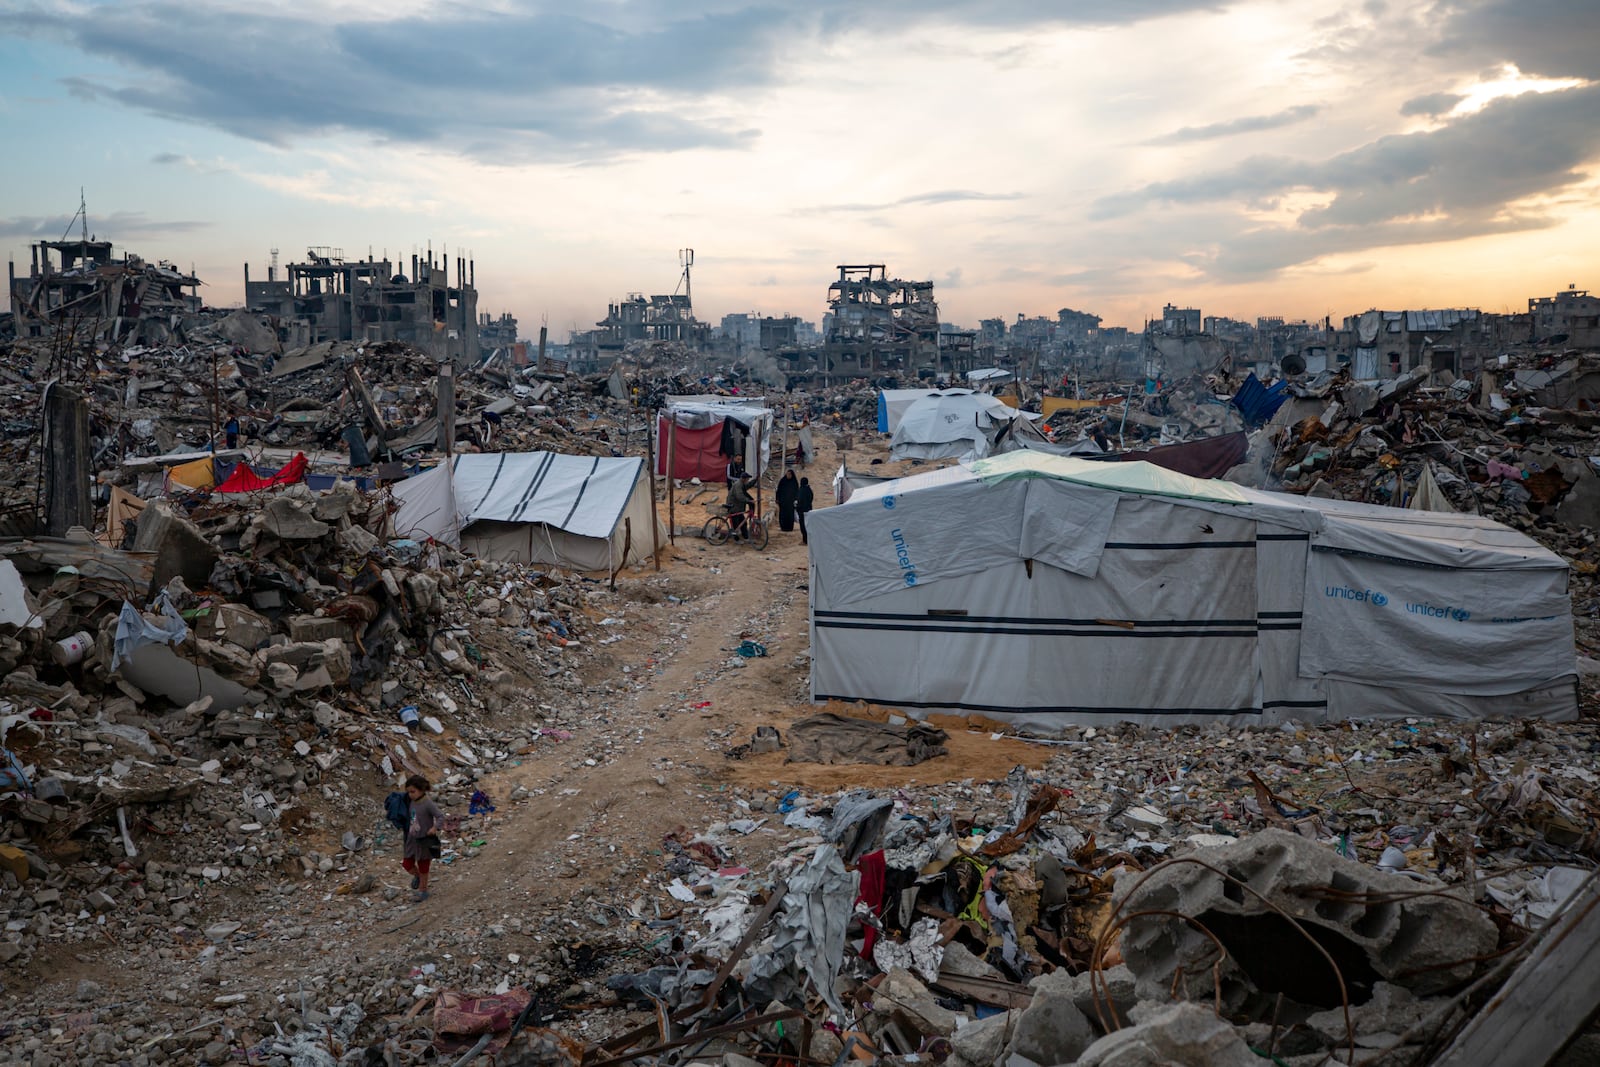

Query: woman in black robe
[{"left": 775, "top": 469, "right": 799, "bottom": 532}]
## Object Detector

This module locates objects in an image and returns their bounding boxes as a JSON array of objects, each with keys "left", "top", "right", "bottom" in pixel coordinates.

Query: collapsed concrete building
[
  {"left": 818, "top": 264, "right": 944, "bottom": 380},
  {"left": 8, "top": 236, "right": 201, "bottom": 344},
  {"left": 243, "top": 247, "right": 480, "bottom": 365}
]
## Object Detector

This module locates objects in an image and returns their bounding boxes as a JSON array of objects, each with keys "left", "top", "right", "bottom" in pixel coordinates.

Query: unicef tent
[
  {"left": 391, "top": 452, "right": 663, "bottom": 571},
  {"left": 807, "top": 450, "right": 1576, "bottom": 730}
]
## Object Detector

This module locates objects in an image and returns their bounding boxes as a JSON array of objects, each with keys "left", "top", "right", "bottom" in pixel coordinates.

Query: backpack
[{"left": 384, "top": 791, "right": 412, "bottom": 834}]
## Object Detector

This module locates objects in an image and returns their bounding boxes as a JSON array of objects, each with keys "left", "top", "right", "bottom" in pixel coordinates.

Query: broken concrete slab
[
  {"left": 118, "top": 643, "right": 255, "bottom": 712},
  {"left": 1002, "top": 981, "right": 1095, "bottom": 1066},
  {"left": 131, "top": 501, "right": 220, "bottom": 594},
  {"left": 1075, "top": 1002, "right": 1260, "bottom": 1067}
]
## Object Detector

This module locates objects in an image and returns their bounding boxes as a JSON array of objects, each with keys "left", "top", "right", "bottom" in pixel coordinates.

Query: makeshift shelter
[
  {"left": 215, "top": 453, "right": 309, "bottom": 493},
  {"left": 808, "top": 450, "right": 1577, "bottom": 730},
  {"left": 877, "top": 389, "right": 940, "bottom": 434},
  {"left": 391, "top": 452, "right": 663, "bottom": 571},
  {"left": 889, "top": 390, "right": 1032, "bottom": 462},
  {"left": 656, "top": 396, "right": 773, "bottom": 483}
]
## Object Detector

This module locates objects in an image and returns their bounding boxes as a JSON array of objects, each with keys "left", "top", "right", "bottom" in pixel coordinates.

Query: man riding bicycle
[{"left": 725, "top": 475, "right": 755, "bottom": 541}]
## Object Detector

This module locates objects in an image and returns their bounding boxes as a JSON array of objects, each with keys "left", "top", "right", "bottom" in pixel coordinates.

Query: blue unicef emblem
[
  {"left": 1451, "top": 608, "right": 1470, "bottom": 621},
  {"left": 904, "top": 571, "right": 917, "bottom": 586},
  {"left": 1372, "top": 593, "right": 1388, "bottom": 606},
  {"left": 882, "top": 496, "right": 896, "bottom": 509}
]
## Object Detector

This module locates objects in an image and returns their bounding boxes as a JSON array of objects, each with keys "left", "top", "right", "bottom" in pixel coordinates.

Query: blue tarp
[
  {"left": 876, "top": 393, "right": 889, "bottom": 434},
  {"left": 1231, "top": 373, "right": 1288, "bottom": 424}
]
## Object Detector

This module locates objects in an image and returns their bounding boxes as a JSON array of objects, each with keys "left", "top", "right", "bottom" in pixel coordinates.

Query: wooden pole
[
  {"left": 645, "top": 407, "right": 661, "bottom": 570},
  {"left": 666, "top": 414, "right": 677, "bottom": 545},
  {"left": 780, "top": 396, "right": 790, "bottom": 473},
  {"left": 610, "top": 518, "right": 631, "bottom": 590}
]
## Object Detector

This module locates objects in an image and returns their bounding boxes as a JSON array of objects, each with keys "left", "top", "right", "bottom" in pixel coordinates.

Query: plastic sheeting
[
  {"left": 1231, "top": 373, "right": 1288, "bottom": 425},
  {"left": 215, "top": 452, "right": 308, "bottom": 493}
]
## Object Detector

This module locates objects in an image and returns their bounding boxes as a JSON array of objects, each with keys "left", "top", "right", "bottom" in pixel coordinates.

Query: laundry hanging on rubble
[
  {"left": 111, "top": 591, "right": 189, "bottom": 670},
  {"left": 215, "top": 452, "right": 309, "bottom": 493}
]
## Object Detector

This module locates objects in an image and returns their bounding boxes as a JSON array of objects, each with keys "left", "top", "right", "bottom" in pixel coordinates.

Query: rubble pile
[
  {"left": 576, "top": 713, "right": 1600, "bottom": 1067},
  {"left": 0, "top": 478, "right": 603, "bottom": 972}
]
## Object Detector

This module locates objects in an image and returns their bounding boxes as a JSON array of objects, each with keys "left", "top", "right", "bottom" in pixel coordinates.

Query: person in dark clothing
[
  {"left": 797, "top": 477, "right": 815, "bottom": 545},
  {"left": 224, "top": 415, "right": 240, "bottom": 450},
  {"left": 775, "top": 469, "right": 799, "bottom": 532}
]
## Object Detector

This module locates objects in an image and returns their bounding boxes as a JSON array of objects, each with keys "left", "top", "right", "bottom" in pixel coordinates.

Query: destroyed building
[
  {"left": 8, "top": 236, "right": 201, "bottom": 343},
  {"left": 477, "top": 311, "right": 523, "bottom": 363},
  {"left": 818, "top": 264, "right": 941, "bottom": 379},
  {"left": 1531, "top": 285, "right": 1600, "bottom": 347},
  {"left": 243, "top": 247, "right": 480, "bottom": 365}
]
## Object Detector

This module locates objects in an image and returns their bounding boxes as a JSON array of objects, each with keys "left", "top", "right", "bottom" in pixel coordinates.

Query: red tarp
[
  {"left": 215, "top": 452, "right": 309, "bottom": 493},
  {"left": 656, "top": 417, "right": 729, "bottom": 483}
]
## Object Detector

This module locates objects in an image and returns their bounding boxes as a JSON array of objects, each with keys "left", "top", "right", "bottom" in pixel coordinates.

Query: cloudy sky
[{"left": 2, "top": 0, "right": 1597, "bottom": 337}]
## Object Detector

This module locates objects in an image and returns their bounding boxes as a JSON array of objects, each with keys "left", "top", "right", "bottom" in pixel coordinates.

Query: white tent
[
  {"left": 808, "top": 450, "right": 1577, "bottom": 731},
  {"left": 877, "top": 389, "right": 941, "bottom": 435},
  {"left": 889, "top": 390, "right": 1030, "bottom": 462},
  {"left": 391, "top": 452, "right": 664, "bottom": 571}
]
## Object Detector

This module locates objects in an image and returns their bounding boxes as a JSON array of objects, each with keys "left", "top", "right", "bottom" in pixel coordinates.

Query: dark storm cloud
[
  {"left": 1145, "top": 104, "right": 1321, "bottom": 145},
  {"left": 4, "top": 0, "right": 1221, "bottom": 162},
  {"left": 1427, "top": 0, "right": 1600, "bottom": 80},
  {"left": 1092, "top": 82, "right": 1600, "bottom": 279}
]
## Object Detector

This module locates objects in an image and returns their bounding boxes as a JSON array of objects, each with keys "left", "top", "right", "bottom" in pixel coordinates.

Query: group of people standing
[{"left": 775, "top": 469, "right": 814, "bottom": 544}]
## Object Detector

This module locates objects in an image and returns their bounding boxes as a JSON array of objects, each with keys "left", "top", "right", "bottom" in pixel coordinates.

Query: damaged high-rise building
[
  {"left": 243, "top": 246, "right": 479, "bottom": 365},
  {"left": 819, "top": 264, "right": 942, "bottom": 379}
]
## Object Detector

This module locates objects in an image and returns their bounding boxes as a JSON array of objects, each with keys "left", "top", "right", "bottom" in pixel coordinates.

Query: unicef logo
[
  {"left": 904, "top": 571, "right": 917, "bottom": 586},
  {"left": 882, "top": 496, "right": 896, "bottom": 509},
  {"left": 1451, "top": 608, "right": 1470, "bottom": 622},
  {"left": 1372, "top": 593, "right": 1388, "bottom": 606}
]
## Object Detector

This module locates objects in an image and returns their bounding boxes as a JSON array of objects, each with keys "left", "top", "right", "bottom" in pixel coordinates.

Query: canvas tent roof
[
  {"left": 391, "top": 452, "right": 660, "bottom": 570},
  {"left": 888, "top": 390, "right": 1029, "bottom": 462},
  {"left": 809, "top": 450, "right": 1575, "bottom": 729}
]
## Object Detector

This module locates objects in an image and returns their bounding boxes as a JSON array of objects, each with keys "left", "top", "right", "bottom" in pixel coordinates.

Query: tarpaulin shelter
[
  {"left": 215, "top": 452, "right": 309, "bottom": 493},
  {"left": 391, "top": 452, "right": 663, "bottom": 572},
  {"left": 889, "top": 390, "right": 1033, "bottom": 462},
  {"left": 808, "top": 450, "right": 1576, "bottom": 731},
  {"left": 655, "top": 396, "right": 773, "bottom": 483}
]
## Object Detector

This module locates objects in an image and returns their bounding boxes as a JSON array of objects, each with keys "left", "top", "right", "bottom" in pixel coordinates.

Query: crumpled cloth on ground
[
  {"left": 111, "top": 591, "right": 188, "bottom": 670},
  {"left": 786, "top": 713, "right": 948, "bottom": 768},
  {"left": 431, "top": 989, "right": 531, "bottom": 1057}
]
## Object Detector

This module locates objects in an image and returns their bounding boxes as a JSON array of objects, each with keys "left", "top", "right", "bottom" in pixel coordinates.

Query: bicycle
[{"left": 703, "top": 506, "right": 769, "bottom": 549}]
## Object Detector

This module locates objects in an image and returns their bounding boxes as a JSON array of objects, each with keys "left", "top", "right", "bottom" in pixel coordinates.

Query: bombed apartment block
[
  {"left": 243, "top": 246, "right": 479, "bottom": 365},
  {"left": 8, "top": 236, "right": 201, "bottom": 344},
  {"left": 570, "top": 293, "right": 709, "bottom": 371},
  {"left": 1531, "top": 285, "right": 1600, "bottom": 348},
  {"left": 820, "top": 264, "right": 941, "bottom": 378}
]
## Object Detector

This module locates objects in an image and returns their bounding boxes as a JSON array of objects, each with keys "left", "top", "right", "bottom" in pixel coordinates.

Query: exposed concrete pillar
[{"left": 43, "top": 384, "right": 92, "bottom": 537}]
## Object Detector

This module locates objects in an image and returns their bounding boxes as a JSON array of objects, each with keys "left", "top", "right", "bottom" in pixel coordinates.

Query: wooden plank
[{"left": 1432, "top": 870, "right": 1600, "bottom": 1067}]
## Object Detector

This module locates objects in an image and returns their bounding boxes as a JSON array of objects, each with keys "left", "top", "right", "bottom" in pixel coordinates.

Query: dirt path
[{"left": 21, "top": 440, "right": 1052, "bottom": 1035}]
